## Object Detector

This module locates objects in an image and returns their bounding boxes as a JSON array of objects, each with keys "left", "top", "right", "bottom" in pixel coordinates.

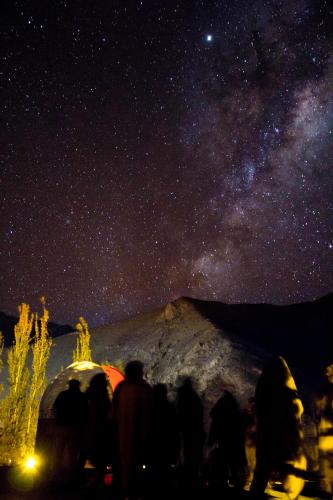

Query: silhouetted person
[
  {"left": 176, "top": 377, "right": 205, "bottom": 483},
  {"left": 151, "top": 383, "right": 180, "bottom": 488},
  {"left": 111, "top": 360, "right": 153, "bottom": 498},
  {"left": 85, "top": 373, "right": 112, "bottom": 480},
  {"left": 250, "top": 356, "right": 306, "bottom": 500},
  {"left": 52, "top": 379, "right": 88, "bottom": 483},
  {"left": 208, "top": 390, "right": 246, "bottom": 489},
  {"left": 314, "top": 363, "right": 333, "bottom": 496}
]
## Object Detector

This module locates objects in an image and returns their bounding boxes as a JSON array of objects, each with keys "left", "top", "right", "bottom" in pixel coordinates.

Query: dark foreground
[{"left": 0, "top": 466, "right": 329, "bottom": 500}]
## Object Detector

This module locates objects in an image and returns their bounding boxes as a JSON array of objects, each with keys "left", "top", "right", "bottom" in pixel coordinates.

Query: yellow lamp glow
[{"left": 24, "top": 456, "right": 38, "bottom": 471}]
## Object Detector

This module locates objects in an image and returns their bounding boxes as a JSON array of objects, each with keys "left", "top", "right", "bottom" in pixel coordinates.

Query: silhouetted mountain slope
[
  {"left": 0, "top": 311, "right": 74, "bottom": 347},
  {"left": 185, "top": 294, "right": 332, "bottom": 371}
]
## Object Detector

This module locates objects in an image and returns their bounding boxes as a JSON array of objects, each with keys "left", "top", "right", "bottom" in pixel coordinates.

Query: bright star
[{"left": 206, "top": 34, "right": 213, "bottom": 42}]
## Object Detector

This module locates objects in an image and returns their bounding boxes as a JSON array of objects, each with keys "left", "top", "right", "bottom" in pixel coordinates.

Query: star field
[{"left": 1, "top": 0, "right": 332, "bottom": 326}]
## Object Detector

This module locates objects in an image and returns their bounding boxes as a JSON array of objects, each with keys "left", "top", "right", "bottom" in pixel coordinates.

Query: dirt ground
[{"left": 0, "top": 465, "right": 330, "bottom": 500}]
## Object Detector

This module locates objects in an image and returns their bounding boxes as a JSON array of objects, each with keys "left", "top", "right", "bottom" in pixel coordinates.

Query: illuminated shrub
[
  {"left": 0, "top": 301, "right": 52, "bottom": 464},
  {"left": 73, "top": 316, "right": 92, "bottom": 363}
]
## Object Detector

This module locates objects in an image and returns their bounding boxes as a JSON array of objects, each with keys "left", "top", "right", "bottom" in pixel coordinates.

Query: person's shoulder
[
  {"left": 141, "top": 380, "right": 154, "bottom": 397},
  {"left": 79, "top": 391, "right": 88, "bottom": 402},
  {"left": 112, "top": 380, "right": 125, "bottom": 399},
  {"left": 53, "top": 389, "right": 68, "bottom": 410},
  {"left": 114, "top": 380, "right": 125, "bottom": 392},
  {"left": 54, "top": 388, "right": 68, "bottom": 401},
  {"left": 141, "top": 379, "right": 152, "bottom": 389}
]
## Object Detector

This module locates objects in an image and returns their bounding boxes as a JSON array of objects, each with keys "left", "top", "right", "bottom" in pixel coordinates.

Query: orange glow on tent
[{"left": 101, "top": 365, "right": 124, "bottom": 392}]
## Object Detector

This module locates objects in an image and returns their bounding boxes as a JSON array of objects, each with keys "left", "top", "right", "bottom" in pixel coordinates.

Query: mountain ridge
[
  {"left": 1, "top": 294, "right": 331, "bottom": 408},
  {"left": 0, "top": 311, "right": 74, "bottom": 348}
]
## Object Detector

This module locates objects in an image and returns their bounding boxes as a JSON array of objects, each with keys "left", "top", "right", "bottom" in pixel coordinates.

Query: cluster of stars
[{"left": 0, "top": 0, "right": 332, "bottom": 327}]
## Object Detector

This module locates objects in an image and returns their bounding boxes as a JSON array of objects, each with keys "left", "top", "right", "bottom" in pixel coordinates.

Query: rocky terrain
[
  {"left": 46, "top": 295, "right": 333, "bottom": 410},
  {"left": 1, "top": 294, "right": 332, "bottom": 413}
]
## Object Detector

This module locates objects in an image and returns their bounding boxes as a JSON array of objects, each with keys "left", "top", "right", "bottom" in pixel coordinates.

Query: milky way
[{"left": 1, "top": 0, "right": 332, "bottom": 326}]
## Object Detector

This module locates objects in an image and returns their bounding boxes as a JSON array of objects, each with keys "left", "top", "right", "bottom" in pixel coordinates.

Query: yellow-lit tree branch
[
  {"left": 73, "top": 316, "right": 92, "bottom": 362},
  {"left": 0, "top": 300, "right": 52, "bottom": 463},
  {"left": 25, "top": 298, "right": 52, "bottom": 452},
  {"left": 6, "top": 303, "right": 33, "bottom": 456}
]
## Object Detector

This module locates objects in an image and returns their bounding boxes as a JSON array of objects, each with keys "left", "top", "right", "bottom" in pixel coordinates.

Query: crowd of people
[{"left": 45, "top": 357, "right": 333, "bottom": 500}]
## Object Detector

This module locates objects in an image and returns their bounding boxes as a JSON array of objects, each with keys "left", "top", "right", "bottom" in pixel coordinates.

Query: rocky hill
[
  {"left": 1, "top": 294, "right": 331, "bottom": 413},
  {"left": 46, "top": 294, "right": 332, "bottom": 412}
]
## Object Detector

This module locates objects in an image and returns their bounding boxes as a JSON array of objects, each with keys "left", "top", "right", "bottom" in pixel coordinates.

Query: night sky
[{"left": 1, "top": 0, "right": 332, "bottom": 327}]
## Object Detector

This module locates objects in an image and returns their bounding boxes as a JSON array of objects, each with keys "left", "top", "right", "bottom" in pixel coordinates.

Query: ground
[{"left": 0, "top": 466, "right": 329, "bottom": 500}]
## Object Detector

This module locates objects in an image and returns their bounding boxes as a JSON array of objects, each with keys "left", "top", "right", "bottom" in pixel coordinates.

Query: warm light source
[
  {"left": 23, "top": 456, "right": 38, "bottom": 472},
  {"left": 8, "top": 456, "right": 40, "bottom": 492},
  {"left": 68, "top": 361, "right": 100, "bottom": 371}
]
